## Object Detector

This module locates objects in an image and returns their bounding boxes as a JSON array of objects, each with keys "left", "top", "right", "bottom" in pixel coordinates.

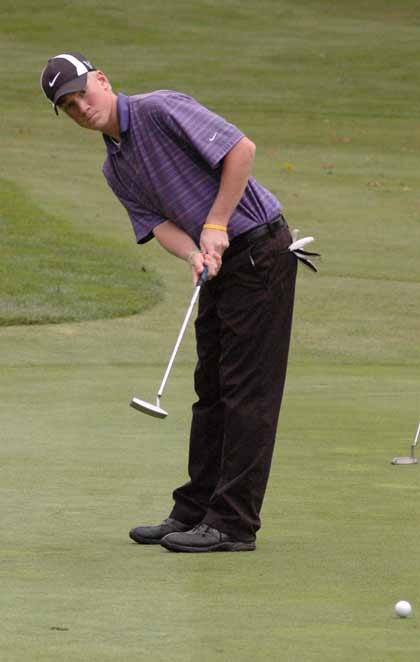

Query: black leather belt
[{"left": 224, "top": 214, "right": 287, "bottom": 261}]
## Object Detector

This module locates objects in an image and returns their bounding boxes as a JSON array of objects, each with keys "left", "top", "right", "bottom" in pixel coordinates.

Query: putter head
[
  {"left": 391, "top": 456, "right": 418, "bottom": 465},
  {"left": 130, "top": 397, "right": 168, "bottom": 419},
  {"left": 392, "top": 423, "right": 420, "bottom": 465}
]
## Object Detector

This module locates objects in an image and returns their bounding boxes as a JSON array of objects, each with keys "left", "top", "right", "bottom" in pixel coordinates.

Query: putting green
[{"left": 1, "top": 0, "right": 420, "bottom": 660}]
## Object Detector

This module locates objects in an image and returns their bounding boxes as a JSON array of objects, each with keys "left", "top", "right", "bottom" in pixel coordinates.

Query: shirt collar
[
  {"left": 103, "top": 93, "right": 130, "bottom": 153},
  {"left": 117, "top": 93, "right": 130, "bottom": 134}
]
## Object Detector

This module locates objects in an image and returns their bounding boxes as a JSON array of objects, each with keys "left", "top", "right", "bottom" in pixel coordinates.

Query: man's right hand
[{"left": 188, "top": 250, "right": 221, "bottom": 285}]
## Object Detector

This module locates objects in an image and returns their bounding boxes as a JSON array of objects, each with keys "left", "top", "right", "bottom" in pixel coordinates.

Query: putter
[
  {"left": 391, "top": 421, "right": 420, "bottom": 465},
  {"left": 130, "top": 266, "right": 208, "bottom": 419}
]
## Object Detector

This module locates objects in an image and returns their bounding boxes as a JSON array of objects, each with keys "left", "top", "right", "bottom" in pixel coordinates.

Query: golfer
[{"left": 41, "top": 52, "right": 314, "bottom": 553}]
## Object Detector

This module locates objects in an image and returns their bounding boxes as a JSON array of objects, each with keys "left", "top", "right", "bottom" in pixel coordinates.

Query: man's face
[{"left": 58, "top": 71, "right": 116, "bottom": 133}]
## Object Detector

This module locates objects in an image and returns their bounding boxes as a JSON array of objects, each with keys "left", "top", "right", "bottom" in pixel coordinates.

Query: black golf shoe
[
  {"left": 161, "top": 523, "right": 256, "bottom": 553},
  {"left": 129, "top": 517, "right": 191, "bottom": 544}
]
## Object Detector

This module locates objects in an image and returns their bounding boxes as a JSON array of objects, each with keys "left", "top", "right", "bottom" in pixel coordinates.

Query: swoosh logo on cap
[{"left": 49, "top": 72, "right": 61, "bottom": 87}]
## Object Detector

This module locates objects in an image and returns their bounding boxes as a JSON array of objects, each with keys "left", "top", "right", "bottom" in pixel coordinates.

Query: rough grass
[{"left": 0, "top": 179, "right": 161, "bottom": 325}]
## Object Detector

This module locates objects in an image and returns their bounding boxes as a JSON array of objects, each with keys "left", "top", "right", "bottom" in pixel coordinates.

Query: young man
[{"left": 41, "top": 52, "right": 315, "bottom": 553}]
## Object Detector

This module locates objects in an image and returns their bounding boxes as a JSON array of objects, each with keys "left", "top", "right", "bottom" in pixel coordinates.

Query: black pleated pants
[{"left": 170, "top": 222, "right": 297, "bottom": 540}]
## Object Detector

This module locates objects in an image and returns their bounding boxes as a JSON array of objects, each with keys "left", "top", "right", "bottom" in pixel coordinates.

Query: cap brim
[{"left": 53, "top": 73, "right": 88, "bottom": 112}]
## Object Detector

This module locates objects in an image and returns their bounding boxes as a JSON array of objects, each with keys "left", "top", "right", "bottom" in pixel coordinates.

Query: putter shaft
[
  {"left": 130, "top": 267, "right": 208, "bottom": 418},
  {"left": 157, "top": 284, "right": 201, "bottom": 398}
]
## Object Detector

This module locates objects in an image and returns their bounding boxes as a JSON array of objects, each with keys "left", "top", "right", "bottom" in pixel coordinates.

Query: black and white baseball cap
[{"left": 40, "top": 52, "right": 96, "bottom": 114}]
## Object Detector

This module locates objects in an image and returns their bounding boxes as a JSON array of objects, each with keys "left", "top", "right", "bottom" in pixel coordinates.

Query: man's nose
[{"left": 77, "top": 97, "right": 90, "bottom": 114}]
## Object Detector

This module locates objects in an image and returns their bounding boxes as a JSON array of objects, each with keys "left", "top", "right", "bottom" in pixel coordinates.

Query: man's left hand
[{"left": 199, "top": 227, "right": 230, "bottom": 258}]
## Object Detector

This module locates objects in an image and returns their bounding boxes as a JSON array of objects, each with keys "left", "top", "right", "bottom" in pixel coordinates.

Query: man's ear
[{"left": 94, "top": 70, "right": 111, "bottom": 91}]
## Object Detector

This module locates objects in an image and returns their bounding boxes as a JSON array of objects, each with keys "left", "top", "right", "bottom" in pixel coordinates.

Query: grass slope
[{"left": 0, "top": 179, "right": 161, "bottom": 324}]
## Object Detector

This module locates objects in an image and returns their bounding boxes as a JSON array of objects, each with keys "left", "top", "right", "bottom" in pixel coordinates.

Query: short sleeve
[
  {"left": 104, "top": 177, "right": 164, "bottom": 244},
  {"left": 161, "top": 93, "right": 245, "bottom": 169}
]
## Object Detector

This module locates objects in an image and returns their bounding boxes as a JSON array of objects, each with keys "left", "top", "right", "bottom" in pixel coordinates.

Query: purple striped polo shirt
[{"left": 102, "top": 92, "right": 282, "bottom": 245}]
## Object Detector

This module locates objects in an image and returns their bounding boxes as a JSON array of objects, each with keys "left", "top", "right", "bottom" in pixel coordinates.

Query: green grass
[
  {"left": 1, "top": 361, "right": 419, "bottom": 661},
  {"left": 1, "top": 0, "right": 420, "bottom": 660},
  {"left": 0, "top": 178, "right": 161, "bottom": 325}
]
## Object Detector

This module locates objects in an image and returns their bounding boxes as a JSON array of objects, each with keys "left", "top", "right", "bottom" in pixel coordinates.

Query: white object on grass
[{"left": 395, "top": 600, "right": 412, "bottom": 618}]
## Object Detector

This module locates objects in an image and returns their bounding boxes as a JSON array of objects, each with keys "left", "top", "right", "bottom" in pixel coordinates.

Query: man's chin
[{"left": 82, "top": 120, "right": 103, "bottom": 132}]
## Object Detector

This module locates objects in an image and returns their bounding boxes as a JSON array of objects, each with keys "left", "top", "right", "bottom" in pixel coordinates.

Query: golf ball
[{"left": 395, "top": 600, "right": 412, "bottom": 618}]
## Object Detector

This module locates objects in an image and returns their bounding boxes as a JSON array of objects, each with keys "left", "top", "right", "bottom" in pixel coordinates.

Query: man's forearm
[
  {"left": 153, "top": 219, "right": 221, "bottom": 282},
  {"left": 153, "top": 220, "right": 199, "bottom": 261},
  {"left": 206, "top": 136, "right": 256, "bottom": 228}
]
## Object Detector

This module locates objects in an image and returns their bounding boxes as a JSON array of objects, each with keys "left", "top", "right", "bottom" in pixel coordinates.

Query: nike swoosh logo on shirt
[
  {"left": 49, "top": 72, "right": 61, "bottom": 87},
  {"left": 209, "top": 132, "right": 218, "bottom": 142}
]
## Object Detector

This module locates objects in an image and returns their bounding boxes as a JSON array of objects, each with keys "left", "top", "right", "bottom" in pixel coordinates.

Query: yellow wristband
[{"left": 203, "top": 224, "right": 228, "bottom": 232}]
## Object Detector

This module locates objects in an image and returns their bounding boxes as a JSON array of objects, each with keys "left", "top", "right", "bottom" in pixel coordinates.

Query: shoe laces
[{"left": 191, "top": 523, "right": 213, "bottom": 536}]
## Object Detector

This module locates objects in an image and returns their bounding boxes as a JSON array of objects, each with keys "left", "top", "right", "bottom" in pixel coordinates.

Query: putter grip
[{"left": 197, "top": 265, "right": 208, "bottom": 286}]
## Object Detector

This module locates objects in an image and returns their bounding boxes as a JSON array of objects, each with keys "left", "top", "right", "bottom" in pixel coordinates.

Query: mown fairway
[{"left": 1, "top": 1, "right": 420, "bottom": 660}]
